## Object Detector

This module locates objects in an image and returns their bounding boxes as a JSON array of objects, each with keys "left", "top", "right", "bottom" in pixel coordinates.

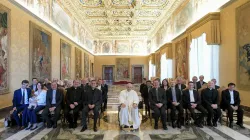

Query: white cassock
[{"left": 119, "top": 89, "right": 141, "bottom": 129}]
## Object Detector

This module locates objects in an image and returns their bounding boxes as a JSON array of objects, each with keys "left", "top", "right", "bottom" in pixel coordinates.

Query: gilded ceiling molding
[
  {"left": 186, "top": 12, "right": 221, "bottom": 45},
  {"left": 150, "top": 53, "right": 156, "bottom": 65}
]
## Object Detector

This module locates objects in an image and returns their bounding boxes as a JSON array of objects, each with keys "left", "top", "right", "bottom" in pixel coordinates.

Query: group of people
[
  {"left": 12, "top": 77, "right": 108, "bottom": 132},
  {"left": 138, "top": 75, "right": 245, "bottom": 130}
]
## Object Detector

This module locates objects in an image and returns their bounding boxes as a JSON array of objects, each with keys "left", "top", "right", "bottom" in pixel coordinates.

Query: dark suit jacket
[
  {"left": 140, "top": 83, "right": 146, "bottom": 94},
  {"left": 182, "top": 89, "right": 201, "bottom": 108},
  {"left": 215, "top": 85, "right": 220, "bottom": 90},
  {"left": 81, "top": 83, "right": 90, "bottom": 92},
  {"left": 196, "top": 81, "right": 207, "bottom": 90},
  {"left": 83, "top": 88, "right": 102, "bottom": 107},
  {"left": 12, "top": 88, "right": 32, "bottom": 107},
  {"left": 100, "top": 84, "right": 108, "bottom": 100},
  {"left": 29, "top": 84, "right": 38, "bottom": 91},
  {"left": 46, "top": 89, "right": 63, "bottom": 108},
  {"left": 166, "top": 87, "right": 182, "bottom": 106},
  {"left": 220, "top": 89, "right": 241, "bottom": 109},
  {"left": 142, "top": 86, "right": 152, "bottom": 100},
  {"left": 175, "top": 84, "right": 186, "bottom": 91},
  {"left": 44, "top": 82, "right": 51, "bottom": 90},
  {"left": 201, "top": 88, "right": 219, "bottom": 107},
  {"left": 149, "top": 87, "right": 167, "bottom": 108},
  {"left": 65, "top": 87, "right": 83, "bottom": 106}
]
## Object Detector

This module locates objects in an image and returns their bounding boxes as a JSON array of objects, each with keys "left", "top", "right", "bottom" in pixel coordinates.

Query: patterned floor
[{"left": 1, "top": 85, "right": 250, "bottom": 140}]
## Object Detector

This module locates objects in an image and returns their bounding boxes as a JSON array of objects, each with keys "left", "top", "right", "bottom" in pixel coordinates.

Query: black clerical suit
[
  {"left": 167, "top": 87, "right": 184, "bottom": 124},
  {"left": 142, "top": 85, "right": 152, "bottom": 115},
  {"left": 64, "top": 87, "right": 83, "bottom": 126},
  {"left": 221, "top": 89, "right": 244, "bottom": 125},
  {"left": 42, "top": 89, "right": 63, "bottom": 127},
  {"left": 196, "top": 81, "right": 207, "bottom": 90},
  {"left": 182, "top": 89, "right": 207, "bottom": 125},
  {"left": 149, "top": 87, "right": 167, "bottom": 127},
  {"left": 82, "top": 88, "right": 102, "bottom": 128},
  {"left": 81, "top": 83, "right": 90, "bottom": 92},
  {"left": 201, "top": 88, "right": 221, "bottom": 125}
]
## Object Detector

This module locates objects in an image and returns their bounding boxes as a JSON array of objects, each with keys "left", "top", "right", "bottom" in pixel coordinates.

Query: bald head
[{"left": 126, "top": 83, "right": 133, "bottom": 91}]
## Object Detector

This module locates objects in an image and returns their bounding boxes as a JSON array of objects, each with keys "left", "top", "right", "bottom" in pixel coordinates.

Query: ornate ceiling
[{"left": 57, "top": 0, "right": 184, "bottom": 39}]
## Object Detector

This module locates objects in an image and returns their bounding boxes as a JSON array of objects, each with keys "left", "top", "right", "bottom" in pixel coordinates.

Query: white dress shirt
[
  {"left": 35, "top": 90, "right": 47, "bottom": 106},
  {"left": 178, "top": 84, "right": 182, "bottom": 90},
  {"left": 189, "top": 90, "right": 195, "bottom": 102},
  {"left": 229, "top": 90, "right": 234, "bottom": 104},
  {"left": 21, "top": 88, "right": 29, "bottom": 104}
]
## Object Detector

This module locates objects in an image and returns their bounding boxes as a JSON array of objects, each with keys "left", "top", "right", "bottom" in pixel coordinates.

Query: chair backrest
[
  {"left": 201, "top": 84, "right": 208, "bottom": 89},
  {"left": 217, "top": 86, "right": 226, "bottom": 103}
]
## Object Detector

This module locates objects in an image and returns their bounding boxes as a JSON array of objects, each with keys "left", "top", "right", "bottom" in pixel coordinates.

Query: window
[
  {"left": 149, "top": 60, "right": 156, "bottom": 80},
  {"left": 161, "top": 53, "right": 173, "bottom": 81},
  {"left": 189, "top": 33, "right": 219, "bottom": 84}
]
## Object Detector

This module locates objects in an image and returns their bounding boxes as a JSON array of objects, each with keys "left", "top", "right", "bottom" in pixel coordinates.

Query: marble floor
[{"left": 1, "top": 85, "right": 250, "bottom": 140}]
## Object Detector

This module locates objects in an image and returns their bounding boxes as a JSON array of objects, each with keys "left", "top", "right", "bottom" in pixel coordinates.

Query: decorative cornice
[{"left": 186, "top": 12, "right": 220, "bottom": 33}]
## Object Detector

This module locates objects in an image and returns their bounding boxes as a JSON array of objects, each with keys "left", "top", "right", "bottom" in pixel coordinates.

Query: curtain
[
  {"left": 189, "top": 33, "right": 220, "bottom": 84},
  {"left": 149, "top": 60, "right": 156, "bottom": 80},
  {"left": 161, "top": 53, "right": 173, "bottom": 81}
]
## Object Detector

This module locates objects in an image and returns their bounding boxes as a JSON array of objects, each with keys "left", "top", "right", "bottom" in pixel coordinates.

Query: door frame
[
  {"left": 131, "top": 65, "right": 144, "bottom": 83},
  {"left": 102, "top": 65, "right": 115, "bottom": 82}
]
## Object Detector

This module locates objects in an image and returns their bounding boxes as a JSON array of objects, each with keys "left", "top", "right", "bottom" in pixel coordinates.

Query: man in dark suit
[
  {"left": 175, "top": 77, "right": 186, "bottom": 95},
  {"left": 201, "top": 81, "right": 221, "bottom": 127},
  {"left": 192, "top": 76, "right": 198, "bottom": 90},
  {"left": 221, "top": 83, "right": 245, "bottom": 128},
  {"left": 167, "top": 80, "right": 184, "bottom": 128},
  {"left": 81, "top": 80, "right": 102, "bottom": 132},
  {"left": 183, "top": 82, "right": 207, "bottom": 128},
  {"left": 211, "top": 79, "right": 220, "bottom": 90},
  {"left": 42, "top": 82, "right": 63, "bottom": 128},
  {"left": 64, "top": 80, "right": 83, "bottom": 128},
  {"left": 197, "top": 75, "right": 207, "bottom": 90},
  {"left": 97, "top": 79, "right": 107, "bottom": 111},
  {"left": 12, "top": 80, "right": 32, "bottom": 130},
  {"left": 142, "top": 80, "right": 152, "bottom": 116},
  {"left": 149, "top": 78, "right": 167, "bottom": 130},
  {"left": 81, "top": 78, "right": 90, "bottom": 92},
  {"left": 102, "top": 80, "right": 108, "bottom": 111},
  {"left": 140, "top": 78, "right": 147, "bottom": 95},
  {"left": 29, "top": 78, "right": 38, "bottom": 91}
]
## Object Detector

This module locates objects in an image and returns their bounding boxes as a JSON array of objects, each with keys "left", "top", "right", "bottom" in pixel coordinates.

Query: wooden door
[{"left": 133, "top": 67, "right": 142, "bottom": 83}]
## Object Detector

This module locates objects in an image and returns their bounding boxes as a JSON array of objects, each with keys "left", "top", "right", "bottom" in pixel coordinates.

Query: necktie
[
  {"left": 22, "top": 89, "right": 25, "bottom": 104},
  {"left": 172, "top": 88, "right": 177, "bottom": 102},
  {"left": 156, "top": 88, "right": 159, "bottom": 102}
]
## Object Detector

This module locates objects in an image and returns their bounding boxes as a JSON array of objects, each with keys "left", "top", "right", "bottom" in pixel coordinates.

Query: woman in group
[
  {"left": 161, "top": 79, "right": 169, "bottom": 91},
  {"left": 26, "top": 82, "right": 47, "bottom": 130}
]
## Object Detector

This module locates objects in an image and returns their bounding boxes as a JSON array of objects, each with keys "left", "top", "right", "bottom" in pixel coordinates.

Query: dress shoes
[
  {"left": 236, "top": 122, "right": 245, "bottom": 129},
  {"left": 80, "top": 126, "right": 87, "bottom": 132}
]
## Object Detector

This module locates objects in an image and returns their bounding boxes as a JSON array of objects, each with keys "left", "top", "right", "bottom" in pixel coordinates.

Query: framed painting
[
  {"left": 29, "top": 22, "right": 51, "bottom": 81},
  {"left": 75, "top": 47, "right": 82, "bottom": 79},
  {"left": 60, "top": 39, "right": 71, "bottom": 80},
  {"left": 236, "top": 1, "right": 250, "bottom": 90},
  {"left": 0, "top": 4, "right": 10, "bottom": 94},
  {"left": 84, "top": 53, "right": 89, "bottom": 78},
  {"left": 116, "top": 58, "right": 130, "bottom": 81}
]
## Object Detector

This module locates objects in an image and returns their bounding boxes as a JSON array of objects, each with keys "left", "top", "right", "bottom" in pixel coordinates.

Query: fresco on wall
[
  {"left": 175, "top": 38, "right": 188, "bottom": 79},
  {"left": 30, "top": 22, "right": 51, "bottom": 80},
  {"left": 131, "top": 41, "right": 144, "bottom": 54},
  {"left": 84, "top": 53, "right": 90, "bottom": 78},
  {"left": 85, "top": 39, "right": 93, "bottom": 51},
  {"left": 173, "top": 1, "right": 194, "bottom": 36},
  {"left": 0, "top": 5, "right": 9, "bottom": 94},
  {"left": 116, "top": 58, "right": 130, "bottom": 81},
  {"left": 236, "top": 1, "right": 250, "bottom": 90},
  {"left": 60, "top": 40, "right": 71, "bottom": 80},
  {"left": 75, "top": 47, "right": 82, "bottom": 79},
  {"left": 116, "top": 41, "right": 130, "bottom": 53},
  {"left": 52, "top": 0, "right": 72, "bottom": 35},
  {"left": 102, "top": 42, "right": 111, "bottom": 53},
  {"left": 21, "top": 0, "right": 50, "bottom": 19}
]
